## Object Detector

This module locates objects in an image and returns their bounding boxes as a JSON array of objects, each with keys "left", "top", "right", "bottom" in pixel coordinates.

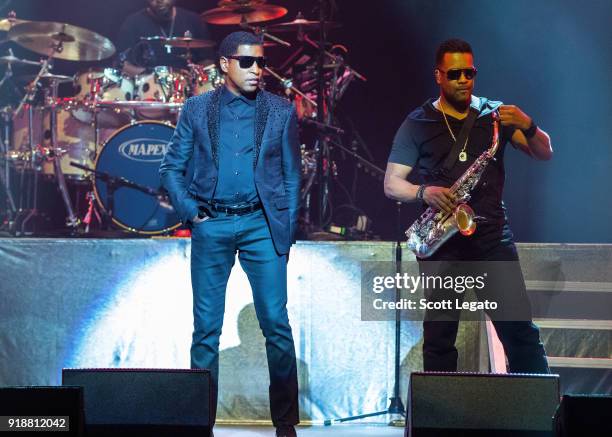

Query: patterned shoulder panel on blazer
[
  {"left": 260, "top": 90, "right": 293, "bottom": 131},
  {"left": 255, "top": 91, "right": 294, "bottom": 167}
]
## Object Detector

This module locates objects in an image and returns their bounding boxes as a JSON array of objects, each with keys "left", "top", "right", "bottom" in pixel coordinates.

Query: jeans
[{"left": 190, "top": 208, "right": 299, "bottom": 425}]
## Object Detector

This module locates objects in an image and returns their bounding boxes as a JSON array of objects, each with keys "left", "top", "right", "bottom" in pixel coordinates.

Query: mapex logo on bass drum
[{"left": 118, "top": 137, "right": 169, "bottom": 162}]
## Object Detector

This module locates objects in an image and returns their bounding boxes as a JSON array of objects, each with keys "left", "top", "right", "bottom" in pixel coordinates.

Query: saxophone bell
[{"left": 455, "top": 203, "right": 477, "bottom": 236}]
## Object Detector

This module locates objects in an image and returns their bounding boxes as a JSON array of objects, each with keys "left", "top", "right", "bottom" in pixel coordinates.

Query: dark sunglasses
[
  {"left": 438, "top": 67, "right": 478, "bottom": 81},
  {"left": 226, "top": 55, "right": 267, "bottom": 69}
]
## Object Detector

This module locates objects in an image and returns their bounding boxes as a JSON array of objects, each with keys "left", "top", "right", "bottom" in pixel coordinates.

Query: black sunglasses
[
  {"left": 438, "top": 67, "right": 478, "bottom": 81},
  {"left": 226, "top": 55, "right": 267, "bottom": 69}
]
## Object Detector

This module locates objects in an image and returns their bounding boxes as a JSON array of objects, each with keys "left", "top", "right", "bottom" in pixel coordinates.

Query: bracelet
[
  {"left": 416, "top": 184, "right": 428, "bottom": 203},
  {"left": 521, "top": 120, "right": 538, "bottom": 139}
]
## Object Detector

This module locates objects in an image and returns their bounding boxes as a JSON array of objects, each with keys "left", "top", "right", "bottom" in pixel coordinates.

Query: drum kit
[{"left": 0, "top": 0, "right": 372, "bottom": 236}]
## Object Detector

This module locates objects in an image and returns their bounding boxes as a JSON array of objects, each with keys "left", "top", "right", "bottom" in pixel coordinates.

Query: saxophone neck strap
[{"left": 440, "top": 97, "right": 486, "bottom": 173}]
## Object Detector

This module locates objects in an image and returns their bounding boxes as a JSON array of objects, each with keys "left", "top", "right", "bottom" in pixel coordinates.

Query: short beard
[
  {"left": 442, "top": 89, "right": 471, "bottom": 112},
  {"left": 150, "top": 6, "right": 173, "bottom": 21}
]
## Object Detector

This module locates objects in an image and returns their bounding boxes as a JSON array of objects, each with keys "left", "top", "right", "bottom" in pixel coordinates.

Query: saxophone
[{"left": 405, "top": 112, "right": 500, "bottom": 258}]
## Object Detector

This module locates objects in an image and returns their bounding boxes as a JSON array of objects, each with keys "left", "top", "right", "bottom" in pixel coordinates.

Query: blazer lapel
[
  {"left": 254, "top": 90, "right": 269, "bottom": 168},
  {"left": 206, "top": 87, "right": 222, "bottom": 168}
]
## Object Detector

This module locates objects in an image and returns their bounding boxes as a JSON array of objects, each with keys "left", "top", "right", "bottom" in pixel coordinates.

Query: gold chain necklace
[{"left": 439, "top": 99, "right": 469, "bottom": 162}]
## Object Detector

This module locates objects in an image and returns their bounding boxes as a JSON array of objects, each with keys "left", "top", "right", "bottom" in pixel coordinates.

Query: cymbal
[
  {"left": 217, "top": 0, "right": 265, "bottom": 6},
  {"left": 16, "top": 73, "right": 73, "bottom": 82},
  {"left": 267, "top": 16, "right": 341, "bottom": 33},
  {"left": 96, "top": 100, "right": 183, "bottom": 110},
  {"left": 0, "top": 54, "right": 40, "bottom": 66},
  {"left": 8, "top": 21, "right": 115, "bottom": 61},
  {"left": 39, "top": 73, "right": 73, "bottom": 83},
  {"left": 0, "top": 17, "right": 28, "bottom": 32},
  {"left": 201, "top": 2, "right": 287, "bottom": 25},
  {"left": 162, "top": 37, "right": 216, "bottom": 49},
  {"left": 15, "top": 73, "right": 73, "bottom": 84}
]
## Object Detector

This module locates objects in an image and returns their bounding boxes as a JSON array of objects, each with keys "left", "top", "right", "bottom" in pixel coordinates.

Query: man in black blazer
[{"left": 160, "top": 31, "right": 300, "bottom": 437}]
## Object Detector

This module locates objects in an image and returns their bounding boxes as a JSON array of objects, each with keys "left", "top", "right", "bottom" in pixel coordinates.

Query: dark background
[{"left": 2, "top": 0, "right": 611, "bottom": 242}]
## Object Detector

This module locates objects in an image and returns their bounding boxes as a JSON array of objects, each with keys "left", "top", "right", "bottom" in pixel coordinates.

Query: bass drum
[{"left": 93, "top": 121, "right": 181, "bottom": 235}]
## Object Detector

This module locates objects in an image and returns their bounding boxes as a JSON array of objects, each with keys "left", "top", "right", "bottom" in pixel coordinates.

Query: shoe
[{"left": 275, "top": 425, "right": 297, "bottom": 437}]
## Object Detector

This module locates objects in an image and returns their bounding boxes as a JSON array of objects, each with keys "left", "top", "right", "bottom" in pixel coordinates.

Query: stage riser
[{"left": 0, "top": 240, "right": 610, "bottom": 423}]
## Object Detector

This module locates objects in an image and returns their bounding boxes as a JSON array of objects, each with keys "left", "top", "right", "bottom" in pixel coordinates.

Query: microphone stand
[
  {"left": 325, "top": 201, "right": 406, "bottom": 426},
  {"left": 70, "top": 162, "right": 163, "bottom": 230}
]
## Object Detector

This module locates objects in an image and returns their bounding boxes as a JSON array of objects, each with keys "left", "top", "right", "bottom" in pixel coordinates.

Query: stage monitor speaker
[
  {"left": 62, "top": 368, "right": 211, "bottom": 437},
  {"left": 407, "top": 372, "right": 560, "bottom": 437},
  {"left": 554, "top": 393, "right": 612, "bottom": 437},
  {"left": 0, "top": 386, "right": 84, "bottom": 436}
]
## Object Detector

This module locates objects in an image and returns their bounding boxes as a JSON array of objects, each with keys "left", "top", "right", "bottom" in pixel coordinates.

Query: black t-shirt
[
  {"left": 116, "top": 8, "right": 213, "bottom": 68},
  {"left": 388, "top": 97, "right": 518, "bottom": 248}
]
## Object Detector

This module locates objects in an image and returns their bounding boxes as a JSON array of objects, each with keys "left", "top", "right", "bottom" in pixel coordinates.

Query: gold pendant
[{"left": 459, "top": 151, "right": 467, "bottom": 162}]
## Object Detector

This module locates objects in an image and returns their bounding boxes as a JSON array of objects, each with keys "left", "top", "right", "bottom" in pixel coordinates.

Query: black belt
[{"left": 209, "top": 201, "right": 262, "bottom": 216}]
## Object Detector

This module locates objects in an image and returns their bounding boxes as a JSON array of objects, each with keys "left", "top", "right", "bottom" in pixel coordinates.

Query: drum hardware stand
[
  {"left": 300, "top": 117, "right": 342, "bottom": 135},
  {"left": 326, "top": 138, "right": 384, "bottom": 180},
  {"left": 17, "top": 105, "right": 43, "bottom": 235},
  {"left": 82, "top": 109, "right": 102, "bottom": 234},
  {"left": 264, "top": 66, "right": 317, "bottom": 107},
  {"left": 13, "top": 37, "right": 80, "bottom": 230},
  {"left": 0, "top": 51, "right": 20, "bottom": 233},
  {"left": 300, "top": 160, "right": 317, "bottom": 206},
  {"left": 0, "top": 48, "right": 14, "bottom": 89},
  {"left": 82, "top": 191, "right": 101, "bottom": 233},
  {"left": 309, "top": 0, "right": 366, "bottom": 229},
  {"left": 92, "top": 102, "right": 100, "bottom": 157},
  {"left": 315, "top": 0, "right": 336, "bottom": 228},
  {"left": 239, "top": 22, "right": 292, "bottom": 48},
  {"left": 46, "top": 78, "right": 79, "bottom": 229},
  {"left": 14, "top": 52, "right": 53, "bottom": 118},
  {"left": 303, "top": 33, "right": 366, "bottom": 83},
  {"left": 297, "top": 121, "right": 344, "bottom": 225},
  {"left": 0, "top": 106, "right": 17, "bottom": 233}
]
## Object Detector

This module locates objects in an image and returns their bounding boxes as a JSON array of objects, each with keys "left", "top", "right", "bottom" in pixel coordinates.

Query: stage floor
[{"left": 214, "top": 425, "right": 404, "bottom": 436}]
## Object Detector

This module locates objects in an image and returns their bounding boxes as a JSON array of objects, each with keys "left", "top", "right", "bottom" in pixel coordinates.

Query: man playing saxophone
[{"left": 383, "top": 39, "right": 553, "bottom": 373}]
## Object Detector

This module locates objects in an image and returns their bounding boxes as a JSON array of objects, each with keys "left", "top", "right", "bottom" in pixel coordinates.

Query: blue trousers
[{"left": 190, "top": 208, "right": 299, "bottom": 425}]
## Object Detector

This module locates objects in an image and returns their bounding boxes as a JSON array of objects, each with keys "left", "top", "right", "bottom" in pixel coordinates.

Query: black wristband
[
  {"left": 416, "top": 184, "right": 428, "bottom": 203},
  {"left": 522, "top": 120, "right": 538, "bottom": 139}
]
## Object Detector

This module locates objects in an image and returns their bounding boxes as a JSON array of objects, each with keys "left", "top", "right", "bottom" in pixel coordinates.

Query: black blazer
[{"left": 159, "top": 88, "right": 301, "bottom": 254}]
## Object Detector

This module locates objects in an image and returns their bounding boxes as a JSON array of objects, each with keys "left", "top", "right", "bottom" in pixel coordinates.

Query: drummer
[{"left": 116, "top": 0, "right": 214, "bottom": 76}]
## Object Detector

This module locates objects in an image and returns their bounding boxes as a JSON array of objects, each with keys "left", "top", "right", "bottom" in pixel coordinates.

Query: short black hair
[
  {"left": 218, "top": 31, "right": 262, "bottom": 58},
  {"left": 435, "top": 38, "right": 473, "bottom": 66}
]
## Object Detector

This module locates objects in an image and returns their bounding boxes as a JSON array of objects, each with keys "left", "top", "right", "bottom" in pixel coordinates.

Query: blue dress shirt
[{"left": 213, "top": 87, "right": 259, "bottom": 205}]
